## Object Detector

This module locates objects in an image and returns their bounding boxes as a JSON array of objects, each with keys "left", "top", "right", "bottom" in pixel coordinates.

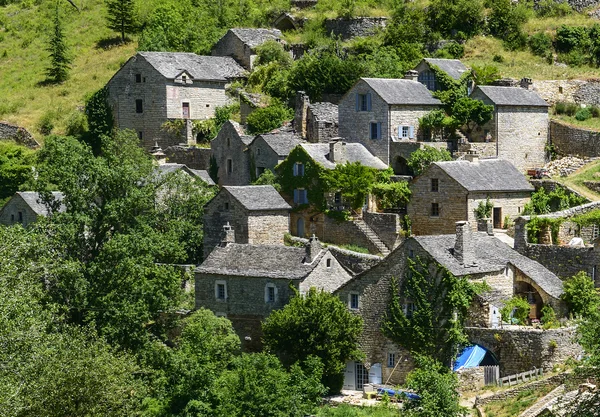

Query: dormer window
[{"left": 182, "top": 74, "right": 187, "bottom": 83}]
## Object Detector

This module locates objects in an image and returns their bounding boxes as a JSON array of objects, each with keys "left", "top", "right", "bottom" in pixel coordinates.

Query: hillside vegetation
[{"left": 2, "top": 0, "right": 600, "bottom": 141}]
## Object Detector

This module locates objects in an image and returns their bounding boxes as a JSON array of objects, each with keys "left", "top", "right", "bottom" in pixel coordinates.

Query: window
[
  {"left": 18, "top": 211, "right": 22, "bottom": 223},
  {"left": 334, "top": 192, "right": 342, "bottom": 205},
  {"left": 408, "top": 249, "right": 414, "bottom": 259},
  {"left": 355, "top": 93, "right": 371, "bottom": 111},
  {"left": 227, "top": 137, "right": 231, "bottom": 147},
  {"left": 215, "top": 281, "right": 227, "bottom": 300},
  {"left": 227, "top": 159, "right": 233, "bottom": 174},
  {"left": 418, "top": 69, "right": 437, "bottom": 91},
  {"left": 431, "top": 178, "right": 439, "bottom": 192},
  {"left": 10, "top": 214, "right": 14, "bottom": 223},
  {"left": 135, "top": 73, "right": 141, "bottom": 83},
  {"left": 257, "top": 148, "right": 261, "bottom": 155},
  {"left": 135, "top": 99, "right": 143, "bottom": 113},
  {"left": 387, "top": 353, "right": 396, "bottom": 368},
  {"left": 182, "top": 102, "right": 190, "bottom": 119},
  {"left": 326, "top": 258, "right": 332, "bottom": 268},
  {"left": 431, "top": 203, "right": 439, "bottom": 217},
  {"left": 293, "top": 162, "right": 305, "bottom": 176},
  {"left": 294, "top": 188, "right": 308, "bottom": 204},
  {"left": 403, "top": 302, "right": 416, "bottom": 318},
  {"left": 349, "top": 293, "right": 359, "bottom": 310},
  {"left": 370, "top": 122, "right": 381, "bottom": 140},
  {"left": 224, "top": 202, "right": 229, "bottom": 210},
  {"left": 398, "top": 125, "right": 414, "bottom": 139},
  {"left": 182, "top": 74, "right": 187, "bottom": 83},
  {"left": 265, "top": 284, "right": 277, "bottom": 303}
]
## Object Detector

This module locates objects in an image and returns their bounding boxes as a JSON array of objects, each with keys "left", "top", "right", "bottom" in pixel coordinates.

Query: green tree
[
  {"left": 487, "top": 0, "right": 530, "bottom": 50},
  {"left": 262, "top": 288, "right": 363, "bottom": 393},
  {"left": 450, "top": 97, "right": 493, "bottom": 135},
  {"left": 406, "top": 146, "right": 452, "bottom": 177},
  {"left": 500, "top": 296, "right": 531, "bottom": 324},
  {"left": 84, "top": 86, "right": 114, "bottom": 155},
  {"left": 246, "top": 101, "right": 293, "bottom": 134},
  {"left": 382, "top": 258, "right": 476, "bottom": 365},
  {"left": 321, "top": 161, "right": 379, "bottom": 211},
  {"left": 562, "top": 271, "right": 600, "bottom": 318},
  {"left": 428, "top": 0, "right": 484, "bottom": 40},
  {"left": 46, "top": 5, "right": 71, "bottom": 83},
  {"left": 106, "top": 0, "right": 136, "bottom": 42},
  {"left": 0, "top": 141, "right": 35, "bottom": 205}
]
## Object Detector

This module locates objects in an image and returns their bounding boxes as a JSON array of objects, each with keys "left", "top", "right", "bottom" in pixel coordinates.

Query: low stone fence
[
  {"left": 0, "top": 122, "right": 39, "bottom": 148},
  {"left": 363, "top": 211, "right": 401, "bottom": 251},
  {"left": 323, "top": 17, "right": 388, "bottom": 40},
  {"left": 550, "top": 120, "right": 600, "bottom": 158},
  {"left": 164, "top": 145, "right": 212, "bottom": 170},
  {"left": 474, "top": 373, "right": 567, "bottom": 406}
]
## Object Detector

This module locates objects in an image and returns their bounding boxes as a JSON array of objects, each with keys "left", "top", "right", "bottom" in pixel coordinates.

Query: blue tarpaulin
[
  {"left": 376, "top": 388, "right": 421, "bottom": 401},
  {"left": 453, "top": 344, "right": 488, "bottom": 371}
]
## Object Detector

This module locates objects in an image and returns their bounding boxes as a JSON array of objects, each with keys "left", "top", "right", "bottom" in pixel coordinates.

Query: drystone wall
[
  {"left": 0, "top": 122, "right": 39, "bottom": 148},
  {"left": 550, "top": 120, "right": 600, "bottom": 158},
  {"left": 164, "top": 146, "right": 212, "bottom": 170},
  {"left": 323, "top": 17, "right": 387, "bottom": 40},
  {"left": 363, "top": 211, "right": 401, "bottom": 250},
  {"left": 474, "top": 373, "right": 567, "bottom": 406}
]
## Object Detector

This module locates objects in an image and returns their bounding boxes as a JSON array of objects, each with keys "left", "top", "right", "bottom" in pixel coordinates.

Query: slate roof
[
  {"left": 308, "top": 102, "right": 338, "bottom": 123},
  {"left": 16, "top": 191, "right": 65, "bottom": 216},
  {"left": 361, "top": 78, "right": 441, "bottom": 106},
  {"left": 229, "top": 28, "right": 282, "bottom": 48},
  {"left": 138, "top": 52, "right": 245, "bottom": 81},
  {"left": 255, "top": 132, "right": 303, "bottom": 156},
  {"left": 433, "top": 159, "right": 534, "bottom": 192},
  {"left": 423, "top": 58, "right": 469, "bottom": 81},
  {"left": 300, "top": 143, "right": 388, "bottom": 170},
  {"left": 196, "top": 243, "right": 321, "bottom": 279},
  {"left": 224, "top": 185, "right": 291, "bottom": 211},
  {"left": 189, "top": 169, "right": 216, "bottom": 186},
  {"left": 155, "top": 163, "right": 216, "bottom": 185},
  {"left": 413, "top": 233, "right": 564, "bottom": 299},
  {"left": 473, "top": 86, "right": 549, "bottom": 107}
]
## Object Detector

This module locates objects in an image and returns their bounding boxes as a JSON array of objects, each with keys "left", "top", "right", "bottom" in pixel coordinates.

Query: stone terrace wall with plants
[{"left": 550, "top": 120, "right": 600, "bottom": 158}]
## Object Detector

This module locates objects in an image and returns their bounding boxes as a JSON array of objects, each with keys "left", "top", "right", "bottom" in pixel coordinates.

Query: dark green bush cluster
[
  {"left": 553, "top": 24, "right": 600, "bottom": 67},
  {"left": 535, "top": 0, "right": 572, "bottom": 17},
  {"left": 554, "top": 101, "right": 600, "bottom": 122}
]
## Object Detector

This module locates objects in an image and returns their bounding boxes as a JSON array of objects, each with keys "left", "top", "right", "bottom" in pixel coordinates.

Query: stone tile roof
[
  {"left": 138, "top": 52, "right": 245, "bottom": 81},
  {"left": 155, "top": 163, "right": 216, "bottom": 185},
  {"left": 224, "top": 185, "right": 291, "bottom": 211},
  {"left": 423, "top": 58, "right": 469, "bottom": 80},
  {"left": 361, "top": 78, "right": 442, "bottom": 106},
  {"left": 473, "top": 86, "right": 549, "bottom": 107},
  {"left": 414, "top": 233, "right": 564, "bottom": 299},
  {"left": 308, "top": 102, "right": 338, "bottom": 123},
  {"left": 362, "top": 78, "right": 442, "bottom": 105},
  {"left": 16, "top": 191, "right": 65, "bottom": 216},
  {"left": 229, "top": 28, "right": 282, "bottom": 48},
  {"left": 255, "top": 132, "right": 303, "bottom": 156},
  {"left": 196, "top": 243, "right": 320, "bottom": 279},
  {"left": 300, "top": 143, "right": 388, "bottom": 170},
  {"left": 189, "top": 169, "right": 216, "bottom": 186},
  {"left": 433, "top": 159, "right": 534, "bottom": 192}
]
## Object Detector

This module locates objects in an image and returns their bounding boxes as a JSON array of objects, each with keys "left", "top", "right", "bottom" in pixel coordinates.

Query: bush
[
  {"left": 428, "top": 0, "right": 485, "bottom": 40},
  {"left": 371, "top": 182, "right": 411, "bottom": 210},
  {"left": 406, "top": 146, "right": 453, "bottom": 177},
  {"left": 562, "top": 271, "right": 600, "bottom": 318},
  {"left": 529, "top": 32, "right": 553, "bottom": 58},
  {"left": 555, "top": 101, "right": 579, "bottom": 116},
  {"left": 500, "top": 296, "right": 531, "bottom": 324},
  {"left": 37, "top": 111, "right": 55, "bottom": 135},
  {"left": 493, "top": 54, "right": 504, "bottom": 63},
  {"left": 474, "top": 197, "right": 493, "bottom": 219},
  {"left": 555, "top": 25, "right": 591, "bottom": 53},
  {"left": 536, "top": 0, "right": 572, "bottom": 17},
  {"left": 575, "top": 107, "right": 592, "bottom": 121},
  {"left": 64, "top": 110, "right": 88, "bottom": 137},
  {"left": 541, "top": 305, "right": 560, "bottom": 329},
  {"left": 590, "top": 106, "right": 600, "bottom": 118},
  {"left": 246, "top": 101, "right": 293, "bottom": 134},
  {"left": 254, "top": 40, "right": 291, "bottom": 67}
]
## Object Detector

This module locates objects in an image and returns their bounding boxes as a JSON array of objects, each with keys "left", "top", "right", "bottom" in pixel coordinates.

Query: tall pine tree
[
  {"left": 46, "top": 5, "right": 71, "bottom": 83},
  {"left": 106, "top": 0, "right": 135, "bottom": 42}
]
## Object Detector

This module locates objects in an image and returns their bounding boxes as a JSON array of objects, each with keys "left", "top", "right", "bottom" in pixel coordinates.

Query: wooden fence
[
  {"left": 483, "top": 365, "right": 500, "bottom": 386},
  {"left": 498, "top": 368, "right": 543, "bottom": 387}
]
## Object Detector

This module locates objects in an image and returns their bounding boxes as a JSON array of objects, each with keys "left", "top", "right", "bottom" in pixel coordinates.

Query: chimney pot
[
  {"left": 404, "top": 70, "right": 419, "bottom": 81},
  {"left": 465, "top": 151, "right": 479, "bottom": 163},
  {"left": 221, "top": 222, "right": 235, "bottom": 246},
  {"left": 305, "top": 234, "right": 322, "bottom": 263}
]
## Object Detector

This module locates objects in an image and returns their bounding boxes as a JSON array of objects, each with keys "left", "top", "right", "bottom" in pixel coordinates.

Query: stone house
[
  {"left": 195, "top": 234, "right": 353, "bottom": 350},
  {"left": 468, "top": 85, "right": 550, "bottom": 172},
  {"left": 0, "top": 191, "right": 64, "bottom": 227},
  {"left": 294, "top": 92, "right": 339, "bottom": 143},
  {"left": 211, "top": 121, "right": 253, "bottom": 186},
  {"left": 334, "top": 221, "right": 567, "bottom": 388},
  {"left": 212, "top": 28, "right": 283, "bottom": 71},
  {"left": 106, "top": 52, "right": 245, "bottom": 150},
  {"left": 248, "top": 131, "right": 303, "bottom": 180},
  {"left": 155, "top": 163, "right": 215, "bottom": 186},
  {"left": 338, "top": 77, "right": 442, "bottom": 166},
  {"left": 203, "top": 185, "right": 291, "bottom": 258},
  {"left": 408, "top": 157, "right": 533, "bottom": 235},
  {"left": 413, "top": 58, "right": 470, "bottom": 92}
]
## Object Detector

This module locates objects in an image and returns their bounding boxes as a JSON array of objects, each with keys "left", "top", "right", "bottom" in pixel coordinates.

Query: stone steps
[
  {"left": 353, "top": 219, "right": 391, "bottom": 256},
  {"left": 519, "top": 384, "right": 565, "bottom": 417}
]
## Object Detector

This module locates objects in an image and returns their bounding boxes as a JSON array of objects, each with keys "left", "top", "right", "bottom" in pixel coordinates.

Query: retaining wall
[
  {"left": 0, "top": 122, "right": 39, "bottom": 148},
  {"left": 550, "top": 120, "right": 600, "bottom": 158},
  {"left": 164, "top": 145, "right": 212, "bottom": 170}
]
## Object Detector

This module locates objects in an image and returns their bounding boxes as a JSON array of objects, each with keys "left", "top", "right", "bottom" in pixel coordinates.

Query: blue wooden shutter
[
  {"left": 409, "top": 125, "right": 415, "bottom": 138},
  {"left": 377, "top": 122, "right": 382, "bottom": 140},
  {"left": 293, "top": 163, "right": 298, "bottom": 176},
  {"left": 367, "top": 93, "right": 372, "bottom": 111},
  {"left": 355, "top": 93, "right": 360, "bottom": 111},
  {"left": 398, "top": 126, "right": 402, "bottom": 138},
  {"left": 293, "top": 189, "right": 299, "bottom": 203}
]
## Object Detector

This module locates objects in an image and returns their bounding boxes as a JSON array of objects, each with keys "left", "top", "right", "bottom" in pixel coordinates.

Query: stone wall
[
  {"left": 0, "top": 122, "right": 39, "bottom": 148},
  {"left": 523, "top": 244, "right": 598, "bottom": 282},
  {"left": 457, "top": 367, "right": 486, "bottom": 393},
  {"left": 323, "top": 17, "right": 387, "bottom": 40},
  {"left": 466, "top": 326, "right": 582, "bottom": 376},
  {"left": 474, "top": 373, "right": 567, "bottom": 406},
  {"left": 363, "top": 211, "right": 402, "bottom": 250},
  {"left": 531, "top": 79, "right": 600, "bottom": 107},
  {"left": 467, "top": 191, "right": 531, "bottom": 228},
  {"left": 306, "top": 102, "right": 338, "bottom": 143},
  {"left": 248, "top": 136, "right": 285, "bottom": 178},
  {"left": 530, "top": 179, "right": 589, "bottom": 205},
  {"left": 164, "top": 145, "right": 212, "bottom": 169},
  {"left": 211, "top": 122, "right": 251, "bottom": 186},
  {"left": 550, "top": 120, "right": 600, "bottom": 158}
]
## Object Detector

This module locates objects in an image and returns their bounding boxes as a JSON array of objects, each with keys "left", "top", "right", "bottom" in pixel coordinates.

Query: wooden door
[{"left": 182, "top": 102, "right": 190, "bottom": 119}]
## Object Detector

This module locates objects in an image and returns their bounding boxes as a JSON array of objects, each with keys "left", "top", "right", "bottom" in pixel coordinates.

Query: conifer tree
[
  {"left": 46, "top": 5, "right": 71, "bottom": 83},
  {"left": 106, "top": 0, "right": 135, "bottom": 42}
]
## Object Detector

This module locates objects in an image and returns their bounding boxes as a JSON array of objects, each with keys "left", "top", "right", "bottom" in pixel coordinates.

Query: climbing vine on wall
[{"left": 526, "top": 216, "right": 563, "bottom": 244}]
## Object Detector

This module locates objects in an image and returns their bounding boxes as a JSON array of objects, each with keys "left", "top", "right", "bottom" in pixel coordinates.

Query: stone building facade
[
  {"left": 202, "top": 185, "right": 291, "bottom": 258},
  {"left": 212, "top": 28, "right": 283, "bottom": 71},
  {"left": 106, "top": 52, "right": 244, "bottom": 149},
  {"left": 306, "top": 102, "right": 339, "bottom": 143},
  {"left": 248, "top": 131, "right": 302, "bottom": 180},
  {"left": 469, "top": 85, "right": 549, "bottom": 172},
  {"left": 323, "top": 17, "right": 387, "bottom": 40},
  {"left": 211, "top": 121, "right": 253, "bottom": 186},
  {"left": 408, "top": 158, "right": 533, "bottom": 235},
  {"left": 338, "top": 77, "right": 441, "bottom": 166},
  {"left": 413, "top": 58, "right": 469, "bottom": 92},
  {"left": 0, "top": 192, "right": 64, "bottom": 227}
]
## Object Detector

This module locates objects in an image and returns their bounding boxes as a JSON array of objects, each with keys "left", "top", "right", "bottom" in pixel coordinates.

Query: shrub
[
  {"left": 371, "top": 182, "right": 411, "bottom": 210},
  {"left": 406, "top": 146, "right": 453, "bottom": 177},
  {"left": 590, "top": 106, "right": 600, "bottom": 118},
  {"left": 64, "top": 110, "right": 88, "bottom": 137},
  {"left": 529, "top": 32, "right": 553, "bottom": 58},
  {"left": 554, "top": 101, "right": 567, "bottom": 115},
  {"left": 541, "top": 305, "right": 560, "bottom": 329},
  {"left": 474, "top": 197, "right": 493, "bottom": 219},
  {"left": 37, "top": 111, "right": 55, "bottom": 135},
  {"left": 493, "top": 54, "right": 504, "bottom": 63},
  {"left": 500, "top": 296, "right": 531, "bottom": 324},
  {"left": 246, "top": 101, "right": 293, "bottom": 135},
  {"left": 254, "top": 40, "right": 291, "bottom": 68},
  {"left": 555, "top": 25, "right": 590, "bottom": 53},
  {"left": 536, "top": 0, "right": 572, "bottom": 17},
  {"left": 575, "top": 107, "right": 592, "bottom": 121},
  {"left": 562, "top": 271, "right": 600, "bottom": 318}
]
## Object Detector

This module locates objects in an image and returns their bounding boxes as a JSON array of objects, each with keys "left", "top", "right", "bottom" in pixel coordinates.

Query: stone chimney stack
[
  {"left": 294, "top": 91, "right": 310, "bottom": 139},
  {"left": 520, "top": 77, "right": 533, "bottom": 90},
  {"left": 464, "top": 151, "right": 479, "bottom": 163},
  {"left": 305, "top": 234, "right": 322, "bottom": 264},
  {"left": 404, "top": 70, "right": 419, "bottom": 81},
  {"left": 221, "top": 222, "right": 235, "bottom": 247},
  {"left": 329, "top": 139, "right": 347, "bottom": 164},
  {"left": 454, "top": 221, "right": 476, "bottom": 267},
  {"left": 150, "top": 142, "right": 167, "bottom": 165}
]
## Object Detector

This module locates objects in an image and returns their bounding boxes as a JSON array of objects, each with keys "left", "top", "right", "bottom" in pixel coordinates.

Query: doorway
[
  {"left": 355, "top": 363, "right": 369, "bottom": 390},
  {"left": 493, "top": 207, "right": 502, "bottom": 229},
  {"left": 182, "top": 102, "right": 190, "bottom": 119}
]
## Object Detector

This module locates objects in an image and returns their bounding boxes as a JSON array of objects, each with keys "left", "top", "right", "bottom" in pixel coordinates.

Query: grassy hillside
[{"left": 0, "top": 0, "right": 136, "bottom": 140}]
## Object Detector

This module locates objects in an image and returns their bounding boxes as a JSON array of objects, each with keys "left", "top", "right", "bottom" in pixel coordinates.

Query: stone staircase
[
  {"left": 519, "top": 384, "right": 566, "bottom": 417},
  {"left": 352, "top": 219, "right": 391, "bottom": 257}
]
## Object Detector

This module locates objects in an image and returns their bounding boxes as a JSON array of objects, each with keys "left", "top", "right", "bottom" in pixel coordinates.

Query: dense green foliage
[
  {"left": 84, "top": 86, "right": 114, "bottom": 155},
  {"left": 523, "top": 186, "right": 587, "bottom": 215},
  {"left": 262, "top": 288, "right": 363, "bottom": 393},
  {"left": 525, "top": 216, "right": 563, "bottom": 244},
  {"left": 406, "top": 146, "right": 453, "bottom": 177},
  {"left": 500, "top": 296, "right": 531, "bottom": 324},
  {"left": 562, "top": 271, "right": 600, "bottom": 318},
  {"left": 0, "top": 141, "right": 35, "bottom": 205},
  {"left": 382, "top": 258, "right": 476, "bottom": 365},
  {"left": 246, "top": 100, "right": 293, "bottom": 134},
  {"left": 371, "top": 181, "right": 411, "bottom": 211},
  {"left": 45, "top": 5, "right": 71, "bottom": 83},
  {"left": 474, "top": 197, "right": 493, "bottom": 220}
]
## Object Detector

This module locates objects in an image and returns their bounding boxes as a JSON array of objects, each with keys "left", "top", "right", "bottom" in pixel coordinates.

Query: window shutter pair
[{"left": 354, "top": 92, "right": 372, "bottom": 111}]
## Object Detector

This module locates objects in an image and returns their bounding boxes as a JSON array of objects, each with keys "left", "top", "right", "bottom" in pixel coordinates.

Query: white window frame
[
  {"left": 348, "top": 292, "right": 360, "bottom": 310},
  {"left": 398, "top": 125, "right": 415, "bottom": 139},
  {"left": 265, "top": 283, "right": 277, "bottom": 303},
  {"left": 215, "top": 280, "right": 227, "bottom": 301}
]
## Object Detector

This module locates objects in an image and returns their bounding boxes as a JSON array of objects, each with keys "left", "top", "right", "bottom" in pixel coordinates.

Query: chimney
[
  {"left": 454, "top": 221, "right": 476, "bottom": 267},
  {"left": 150, "top": 141, "right": 167, "bottom": 165},
  {"left": 221, "top": 222, "right": 235, "bottom": 247},
  {"left": 520, "top": 77, "right": 533, "bottom": 90},
  {"left": 404, "top": 70, "right": 419, "bottom": 81},
  {"left": 305, "top": 234, "right": 322, "bottom": 264},
  {"left": 464, "top": 151, "right": 479, "bottom": 163},
  {"left": 329, "top": 139, "right": 347, "bottom": 164},
  {"left": 294, "top": 91, "right": 310, "bottom": 139}
]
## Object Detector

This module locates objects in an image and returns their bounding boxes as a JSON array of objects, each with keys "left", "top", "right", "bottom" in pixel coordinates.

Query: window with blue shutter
[
  {"left": 357, "top": 93, "right": 370, "bottom": 111},
  {"left": 293, "top": 189, "right": 299, "bottom": 203},
  {"left": 370, "top": 122, "right": 382, "bottom": 140},
  {"left": 355, "top": 93, "right": 360, "bottom": 111},
  {"left": 366, "top": 92, "right": 372, "bottom": 111},
  {"left": 377, "top": 122, "right": 381, "bottom": 139},
  {"left": 409, "top": 125, "right": 415, "bottom": 139}
]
